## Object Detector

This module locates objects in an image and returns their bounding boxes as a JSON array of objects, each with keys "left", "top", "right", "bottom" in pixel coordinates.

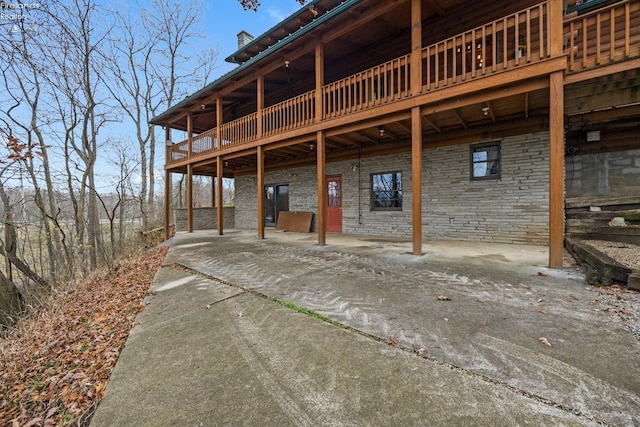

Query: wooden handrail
[{"left": 565, "top": 0, "right": 640, "bottom": 72}]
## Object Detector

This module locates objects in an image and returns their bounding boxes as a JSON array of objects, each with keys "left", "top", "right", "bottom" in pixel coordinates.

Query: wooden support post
[
  {"left": 410, "top": 0, "right": 423, "bottom": 95},
  {"left": 164, "top": 126, "right": 171, "bottom": 241},
  {"left": 217, "top": 157, "right": 224, "bottom": 236},
  {"left": 315, "top": 42, "right": 324, "bottom": 122},
  {"left": 548, "top": 0, "right": 565, "bottom": 268},
  {"left": 411, "top": 107, "right": 423, "bottom": 255},
  {"left": 316, "top": 131, "right": 326, "bottom": 246},
  {"left": 257, "top": 145, "right": 265, "bottom": 239},
  {"left": 211, "top": 176, "right": 216, "bottom": 208},
  {"left": 549, "top": 71, "right": 564, "bottom": 268},
  {"left": 187, "top": 164, "right": 193, "bottom": 233},
  {"left": 164, "top": 169, "right": 171, "bottom": 241}
]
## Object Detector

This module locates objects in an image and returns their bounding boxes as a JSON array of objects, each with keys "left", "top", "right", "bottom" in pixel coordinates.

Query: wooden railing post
[
  {"left": 315, "top": 41, "right": 324, "bottom": 122},
  {"left": 410, "top": 0, "right": 422, "bottom": 93},
  {"left": 550, "top": 0, "right": 564, "bottom": 56},
  {"left": 186, "top": 112, "right": 193, "bottom": 158},
  {"left": 216, "top": 97, "right": 223, "bottom": 149},
  {"left": 257, "top": 75, "right": 264, "bottom": 138}
]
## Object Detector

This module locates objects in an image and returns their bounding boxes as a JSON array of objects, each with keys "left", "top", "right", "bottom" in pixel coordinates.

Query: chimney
[{"left": 237, "top": 30, "right": 254, "bottom": 49}]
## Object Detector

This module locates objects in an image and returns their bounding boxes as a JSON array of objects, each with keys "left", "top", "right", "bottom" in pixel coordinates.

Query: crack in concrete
[{"left": 171, "top": 262, "right": 609, "bottom": 426}]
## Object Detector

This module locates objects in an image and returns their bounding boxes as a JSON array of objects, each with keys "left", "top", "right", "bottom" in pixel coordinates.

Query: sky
[{"left": 203, "top": 0, "right": 305, "bottom": 79}]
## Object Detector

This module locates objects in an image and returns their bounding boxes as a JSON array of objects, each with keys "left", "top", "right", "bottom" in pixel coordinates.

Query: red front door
[{"left": 326, "top": 175, "right": 342, "bottom": 232}]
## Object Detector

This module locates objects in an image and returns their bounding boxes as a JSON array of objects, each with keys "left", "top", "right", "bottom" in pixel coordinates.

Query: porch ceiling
[
  {"left": 158, "top": 0, "right": 524, "bottom": 133},
  {"left": 180, "top": 85, "right": 551, "bottom": 178}
]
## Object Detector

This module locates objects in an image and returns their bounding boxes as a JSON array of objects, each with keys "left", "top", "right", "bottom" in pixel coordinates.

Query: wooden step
[{"left": 565, "top": 196, "right": 640, "bottom": 209}]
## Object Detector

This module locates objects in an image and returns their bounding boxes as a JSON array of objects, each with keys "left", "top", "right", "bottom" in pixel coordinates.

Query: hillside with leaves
[{"left": 0, "top": 246, "right": 167, "bottom": 426}]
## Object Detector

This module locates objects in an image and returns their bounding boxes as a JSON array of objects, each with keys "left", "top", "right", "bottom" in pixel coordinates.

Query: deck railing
[
  {"left": 220, "top": 113, "right": 257, "bottom": 148},
  {"left": 263, "top": 90, "right": 315, "bottom": 136},
  {"left": 422, "top": 2, "right": 550, "bottom": 90},
  {"left": 167, "top": 0, "right": 640, "bottom": 165},
  {"left": 565, "top": 0, "right": 640, "bottom": 72},
  {"left": 191, "top": 128, "right": 218, "bottom": 154},
  {"left": 322, "top": 54, "right": 411, "bottom": 119}
]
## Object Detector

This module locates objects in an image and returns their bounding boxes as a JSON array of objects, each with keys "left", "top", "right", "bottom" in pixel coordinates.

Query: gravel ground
[
  {"left": 595, "top": 285, "right": 640, "bottom": 340},
  {"left": 582, "top": 240, "right": 640, "bottom": 339},
  {"left": 583, "top": 239, "right": 640, "bottom": 270}
]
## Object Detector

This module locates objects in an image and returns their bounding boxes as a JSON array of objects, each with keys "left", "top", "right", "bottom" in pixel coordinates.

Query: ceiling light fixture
[
  {"left": 378, "top": 126, "right": 385, "bottom": 137},
  {"left": 482, "top": 106, "right": 490, "bottom": 116}
]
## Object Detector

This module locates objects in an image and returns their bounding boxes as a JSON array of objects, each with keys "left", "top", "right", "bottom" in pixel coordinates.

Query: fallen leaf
[
  {"left": 438, "top": 295, "right": 451, "bottom": 301},
  {"left": 205, "top": 304, "right": 211, "bottom": 309},
  {"left": 538, "top": 308, "right": 547, "bottom": 314},
  {"left": 237, "top": 311, "right": 244, "bottom": 317},
  {"left": 538, "top": 337, "right": 552, "bottom": 347},
  {"left": 416, "top": 348, "right": 426, "bottom": 357},
  {"left": 477, "top": 299, "right": 486, "bottom": 303},
  {"left": 386, "top": 336, "right": 398, "bottom": 347},
  {"left": 537, "top": 272, "right": 548, "bottom": 277},
  {"left": 537, "top": 298, "right": 544, "bottom": 303}
]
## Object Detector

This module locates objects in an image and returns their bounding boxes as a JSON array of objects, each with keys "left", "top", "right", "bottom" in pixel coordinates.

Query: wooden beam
[
  {"left": 565, "top": 58, "right": 640, "bottom": 84},
  {"left": 217, "top": 157, "right": 224, "bottom": 236},
  {"left": 187, "top": 164, "right": 193, "bottom": 233},
  {"left": 549, "top": 70, "right": 564, "bottom": 268},
  {"left": 317, "top": 130, "right": 326, "bottom": 246},
  {"left": 422, "top": 115, "right": 441, "bottom": 132},
  {"left": 452, "top": 108, "right": 467, "bottom": 129},
  {"left": 524, "top": 93, "right": 529, "bottom": 119},
  {"left": 411, "top": 106, "right": 423, "bottom": 255},
  {"left": 486, "top": 101, "right": 496, "bottom": 122}
]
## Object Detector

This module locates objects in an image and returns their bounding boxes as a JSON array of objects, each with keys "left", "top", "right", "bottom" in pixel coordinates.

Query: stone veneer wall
[
  {"left": 565, "top": 149, "right": 640, "bottom": 198},
  {"left": 174, "top": 207, "right": 235, "bottom": 231},
  {"left": 234, "top": 132, "right": 550, "bottom": 244}
]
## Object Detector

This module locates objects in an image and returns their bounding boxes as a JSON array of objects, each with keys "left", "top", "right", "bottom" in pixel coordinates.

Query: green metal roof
[{"left": 150, "top": 0, "right": 361, "bottom": 126}]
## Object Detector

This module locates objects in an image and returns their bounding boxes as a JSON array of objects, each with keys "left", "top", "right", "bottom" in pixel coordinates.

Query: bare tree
[{"left": 105, "top": 0, "right": 219, "bottom": 230}]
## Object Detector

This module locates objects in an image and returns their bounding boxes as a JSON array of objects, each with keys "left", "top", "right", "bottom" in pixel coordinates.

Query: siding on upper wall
[
  {"left": 565, "top": 149, "right": 640, "bottom": 198},
  {"left": 234, "top": 132, "right": 551, "bottom": 244}
]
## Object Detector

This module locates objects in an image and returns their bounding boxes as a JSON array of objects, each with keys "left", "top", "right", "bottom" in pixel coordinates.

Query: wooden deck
[{"left": 167, "top": 0, "right": 640, "bottom": 167}]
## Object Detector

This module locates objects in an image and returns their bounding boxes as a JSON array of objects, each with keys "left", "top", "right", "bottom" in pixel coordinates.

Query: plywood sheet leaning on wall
[{"left": 276, "top": 212, "right": 313, "bottom": 232}]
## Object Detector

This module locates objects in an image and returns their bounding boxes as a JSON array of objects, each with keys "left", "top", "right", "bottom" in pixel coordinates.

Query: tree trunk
[{"left": 0, "top": 268, "right": 24, "bottom": 331}]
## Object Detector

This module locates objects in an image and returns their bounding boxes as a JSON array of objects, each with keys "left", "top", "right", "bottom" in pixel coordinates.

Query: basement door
[
  {"left": 265, "top": 184, "right": 289, "bottom": 227},
  {"left": 326, "top": 175, "right": 342, "bottom": 232}
]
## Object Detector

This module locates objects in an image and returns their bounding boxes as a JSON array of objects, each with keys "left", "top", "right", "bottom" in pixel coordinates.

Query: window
[
  {"left": 371, "top": 171, "right": 402, "bottom": 210},
  {"left": 471, "top": 142, "right": 500, "bottom": 180}
]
